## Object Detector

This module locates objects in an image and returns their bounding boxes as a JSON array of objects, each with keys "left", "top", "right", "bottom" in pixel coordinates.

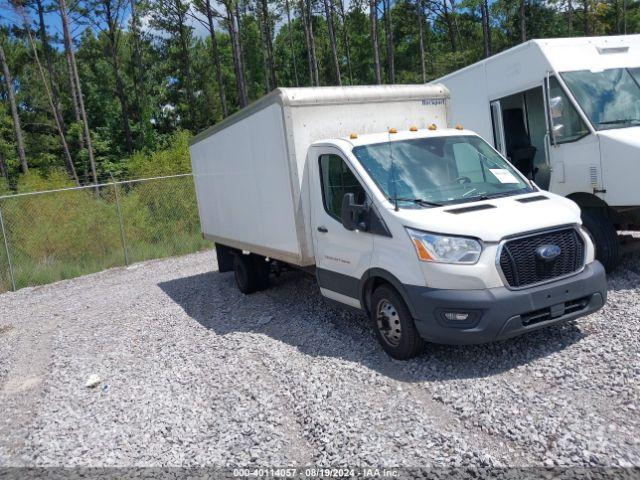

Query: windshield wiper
[
  {"left": 598, "top": 118, "right": 640, "bottom": 125},
  {"left": 389, "top": 197, "right": 443, "bottom": 207},
  {"left": 452, "top": 190, "right": 524, "bottom": 204},
  {"left": 482, "top": 190, "right": 528, "bottom": 199}
]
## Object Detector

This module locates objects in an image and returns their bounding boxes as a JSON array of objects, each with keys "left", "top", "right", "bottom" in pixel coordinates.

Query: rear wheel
[
  {"left": 233, "top": 254, "right": 258, "bottom": 294},
  {"left": 581, "top": 209, "right": 620, "bottom": 273},
  {"left": 252, "top": 255, "right": 271, "bottom": 291},
  {"left": 371, "top": 285, "right": 424, "bottom": 360}
]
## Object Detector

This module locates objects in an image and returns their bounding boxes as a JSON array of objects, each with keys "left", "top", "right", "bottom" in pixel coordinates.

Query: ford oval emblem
[{"left": 536, "top": 244, "right": 561, "bottom": 262}]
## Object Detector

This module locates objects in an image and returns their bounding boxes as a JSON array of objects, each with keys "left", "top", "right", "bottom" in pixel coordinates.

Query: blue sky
[{"left": 0, "top": 0, "right": 212, "bottom": 46}]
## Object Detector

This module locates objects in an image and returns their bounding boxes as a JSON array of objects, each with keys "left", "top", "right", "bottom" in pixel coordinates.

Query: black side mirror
[{"left": 341, "top": 193, "right": 369, "bottom": 231}]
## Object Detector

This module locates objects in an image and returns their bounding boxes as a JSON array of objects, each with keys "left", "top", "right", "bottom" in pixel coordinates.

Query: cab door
[
  {"left": 310, "top": 146, "right": 374, "bottom": 309},
  {"left": 544, "top": 74, "right": 604, "bottom": 199},
  {"left": 490, "top": 100, "right": 507, "bottom": 156}
]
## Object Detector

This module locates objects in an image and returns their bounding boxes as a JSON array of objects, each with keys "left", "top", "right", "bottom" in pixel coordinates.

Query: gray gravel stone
[{"left": 0, "top": 249, "right": 638, "bottom": 469}]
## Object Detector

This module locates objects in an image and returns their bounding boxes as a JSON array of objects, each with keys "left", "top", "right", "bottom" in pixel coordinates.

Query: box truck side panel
[{"left": 191, "top": 103, "right": 302, "bottom": 263}]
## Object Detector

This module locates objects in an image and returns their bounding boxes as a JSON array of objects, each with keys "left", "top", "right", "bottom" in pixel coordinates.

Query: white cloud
[{"left": 140, "top": 2, "right": 212, "bottom": 40}]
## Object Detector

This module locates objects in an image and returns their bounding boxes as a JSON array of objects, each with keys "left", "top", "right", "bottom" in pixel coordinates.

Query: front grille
[{"left": 499, "top": 228, "right": 585, "bottom": 288}]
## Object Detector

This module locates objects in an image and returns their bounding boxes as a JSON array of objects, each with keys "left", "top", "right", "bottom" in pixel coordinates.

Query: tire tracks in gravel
[
  {"left": 391, "top": 371, "right": 530, "bottom": 466},
  {"left": 243, "top": 348, "right": 316, "bottom": 466},
  {"left": 253, "top": 278, "right": 532, "bottom": 466},
  {"left": 0, "top": 313, "right": 57, "bottom": 465}
]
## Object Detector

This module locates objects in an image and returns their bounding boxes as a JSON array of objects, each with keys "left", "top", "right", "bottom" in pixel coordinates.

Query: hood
[
  {"left": 598, "top": 125, "right": 640, "bottom": 146},
  {"left": 389, "top": 193, "right": 581, "bottom": 242},
  {"left": 598, "top": 126, "right": 640, "bottom": 206}
]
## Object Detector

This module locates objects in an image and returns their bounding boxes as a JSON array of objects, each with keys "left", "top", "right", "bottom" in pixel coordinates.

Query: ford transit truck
[{"left": 189, "top": 85, "right": 607, "bottom": 359}]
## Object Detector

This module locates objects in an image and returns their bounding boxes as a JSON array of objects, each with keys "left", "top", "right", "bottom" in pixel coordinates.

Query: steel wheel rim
[{"left": 376, "top": 299, "right": 402, "bottom": 347}]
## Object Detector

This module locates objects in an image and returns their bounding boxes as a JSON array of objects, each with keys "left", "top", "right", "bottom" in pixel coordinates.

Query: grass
[{"left": 0, "top": 175, "right": 212, "bottom": 293}]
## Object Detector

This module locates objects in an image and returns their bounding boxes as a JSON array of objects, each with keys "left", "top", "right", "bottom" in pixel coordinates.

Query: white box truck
[
  {"left": 190, "top": 85, "right": 607, "bottom": 359},
  {"left": 431, "top": 35, "right": 640, "bottom": 272}
]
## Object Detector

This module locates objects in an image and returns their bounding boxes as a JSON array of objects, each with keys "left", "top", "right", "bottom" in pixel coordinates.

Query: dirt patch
[{"left": 0, "top": 324, "right": 14, "bottom": 335}]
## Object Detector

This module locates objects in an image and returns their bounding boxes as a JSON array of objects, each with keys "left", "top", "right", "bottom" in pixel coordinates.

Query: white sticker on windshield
[{"left": 489, "top": 168, "right": 519, "bottom": 184}]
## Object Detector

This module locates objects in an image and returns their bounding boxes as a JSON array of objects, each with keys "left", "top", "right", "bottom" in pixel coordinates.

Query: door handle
[{"left": 317, "top": 226, "right": 328, "bottom": 233}]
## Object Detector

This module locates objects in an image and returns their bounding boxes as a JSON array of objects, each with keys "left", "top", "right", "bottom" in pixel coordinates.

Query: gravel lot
[{"left": 0, "top": 249, "right": 639, "bottom": 469}]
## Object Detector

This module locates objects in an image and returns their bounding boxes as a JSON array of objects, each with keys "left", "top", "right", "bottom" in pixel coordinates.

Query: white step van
[
  {"left": 431, "top": 35, "right": 640, "bottom": 272},
  {"left": 190, "top": 85, "right": 607, "bottom": 359}
]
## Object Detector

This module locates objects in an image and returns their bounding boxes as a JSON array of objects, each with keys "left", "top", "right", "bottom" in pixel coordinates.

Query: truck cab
[{"left": 306, "top": 127, "right": 606, "bottom": 358}]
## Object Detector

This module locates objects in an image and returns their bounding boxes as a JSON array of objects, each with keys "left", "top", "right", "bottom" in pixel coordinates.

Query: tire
[
  {"left": 581, "top": 209, "right": 620, "bottom": 273},
  {"left": 251, "top": 255, "right": 271, "bottom": 291},
  {"left": 370, "top": 285, "right": 425, "bottom": 360},
  {"left": 233, "top": 254, "right": 259, "bottom": 294}
]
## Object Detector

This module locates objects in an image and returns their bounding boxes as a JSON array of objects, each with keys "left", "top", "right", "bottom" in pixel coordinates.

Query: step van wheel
[
  {"left": 581, "top": 209, "right": 621, "bottom": 273},
  {"left": 233, "top": 254, "right": 259, "bottom": 294},
  {"left": 370, "top": 285, "right": 425, "bottom": 360}
]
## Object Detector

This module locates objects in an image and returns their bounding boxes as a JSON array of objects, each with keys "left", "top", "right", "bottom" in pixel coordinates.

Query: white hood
[
  {"left": 389, "top": 192, "right": 581, "bottom": 242},
  {"left": 598, "top": 126, "right": 640, "bottom": 206}
]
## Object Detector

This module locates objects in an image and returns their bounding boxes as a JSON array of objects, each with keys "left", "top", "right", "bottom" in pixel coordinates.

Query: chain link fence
[{"left": 0, "top": 174, "right": 212, "bottom": 293}]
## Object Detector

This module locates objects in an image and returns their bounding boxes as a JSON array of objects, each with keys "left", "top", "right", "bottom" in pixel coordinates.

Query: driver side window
[
  {"left": 319, "top": 154, "right": 366, "bottom": 221},
  {"left": 548, "top": 76, "right": 589, "bottom": 143}
]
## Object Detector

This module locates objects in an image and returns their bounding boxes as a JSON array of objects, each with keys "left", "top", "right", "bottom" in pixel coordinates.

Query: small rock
[{"left": 85, "top": 374, "right": 101, "bottom": 388}]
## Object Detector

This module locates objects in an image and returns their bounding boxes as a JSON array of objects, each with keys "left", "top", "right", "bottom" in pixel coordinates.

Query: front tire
[
  {"left": 371, "top": 285, "right": 424, "bottom": 360},
  {"left": 581, "top": 209, "right": 620, "bottom": 273}
]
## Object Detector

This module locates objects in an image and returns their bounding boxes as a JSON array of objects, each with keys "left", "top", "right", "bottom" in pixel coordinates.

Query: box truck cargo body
[
  {"left": 190, "top": 85, "right": 607, "bottom": 359},
  {"left": 431, "top": 35, "right": 640, "bottom": 272},
  {"left": 190, "top": 86, "right": 450, "bottom": 266}
]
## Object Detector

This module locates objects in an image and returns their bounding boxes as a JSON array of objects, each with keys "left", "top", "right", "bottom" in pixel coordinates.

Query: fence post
[
  {"left": 111, "top": 174, "right": 129, "bottom": 267},
  {"left": 0, "top": 201, "right": 16, "bottom": 292}
]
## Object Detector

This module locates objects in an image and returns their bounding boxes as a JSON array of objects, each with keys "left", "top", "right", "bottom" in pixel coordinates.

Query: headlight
[{"left": 406, "top": 228, "right": 482, "bottom": 264}]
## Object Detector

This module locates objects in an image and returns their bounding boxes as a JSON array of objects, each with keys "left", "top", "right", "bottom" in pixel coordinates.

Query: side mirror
[
  {"left": 341, "top": 193, "right": 369, "bottom": 231},
  {"left": 549, "top": 95, "right": 564, "bottom": 119}
]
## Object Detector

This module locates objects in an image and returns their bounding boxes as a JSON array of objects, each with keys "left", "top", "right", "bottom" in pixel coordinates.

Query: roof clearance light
[
  {"left": 455, "top": 124, "right": 464, "bottom": 130},
  {"left": 428, "top": 123, "right": 437, "bottom": 130},
  {"left": 349, "top": 133, "right": 358, "bottom": 139},
  {"left": 389, "top": 128, "right": 398, "bottom": 134},
  {"left": 410, "top": 126, "right": 418, "bottom": 132}
]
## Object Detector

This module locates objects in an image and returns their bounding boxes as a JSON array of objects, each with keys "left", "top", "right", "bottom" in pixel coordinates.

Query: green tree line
[{"left": 0, "top": 0, "right": 639, "bottom": 190}]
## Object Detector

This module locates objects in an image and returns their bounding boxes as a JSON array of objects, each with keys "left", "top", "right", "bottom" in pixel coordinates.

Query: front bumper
[{"left": 406, "top": 261, "right": 607, "bottom": 345}]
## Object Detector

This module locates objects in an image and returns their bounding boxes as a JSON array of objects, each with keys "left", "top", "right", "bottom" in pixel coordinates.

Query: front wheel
[{"left": 371, "top": 285, "right": 424, "bottom": 360}]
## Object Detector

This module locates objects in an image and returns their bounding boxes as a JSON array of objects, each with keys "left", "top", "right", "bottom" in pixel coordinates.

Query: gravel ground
[{"left": 0, "top": 249, "right": 638, "bottom": 470}]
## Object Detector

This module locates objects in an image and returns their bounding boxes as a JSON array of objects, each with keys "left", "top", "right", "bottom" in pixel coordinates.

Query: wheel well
[
  {"left": 567, "top": 192, "right": 609, "bottom": 213},
  {"left": 567, "top": 192, "right": 620, "bottom": 226},
  {"left": 361, "top": 276, "right": 392, "bottom": 316}
]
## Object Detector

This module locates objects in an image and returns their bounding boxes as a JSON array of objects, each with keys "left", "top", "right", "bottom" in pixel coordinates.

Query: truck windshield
[
  {"left": 351, "top": 135, "right": 532, "bottom": 206},
  {"left": 560, "top": 67, "right": 640, "bottom": 130}
]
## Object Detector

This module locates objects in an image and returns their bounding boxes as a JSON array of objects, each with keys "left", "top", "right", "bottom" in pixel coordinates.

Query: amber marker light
[
  {"left": 428, "top": 123, "right": 437, "bottom": 130},
  {"left": 349, "top": 133, "right": 358, "bottom": 139},
  {"left": 388, "top": 128, "right": 398, "bottom": 134},
  {"left": 409, "top": 126, "right": 418, "bottom": 132},
  {"left": 411, "top": 238, "right": 433, "bottom": 261},
  {"left": 455, "top": 124, "right": 464, "bottom": 130}
]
